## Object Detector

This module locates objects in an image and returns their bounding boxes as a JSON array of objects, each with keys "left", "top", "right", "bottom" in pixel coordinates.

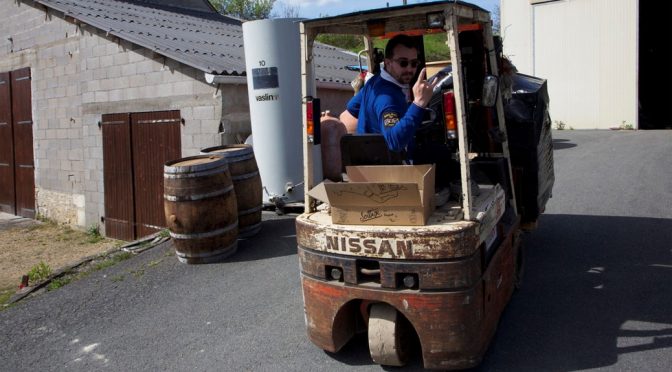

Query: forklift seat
[{"left": 340, "top": 134, "right": 404, "bottom": 169}]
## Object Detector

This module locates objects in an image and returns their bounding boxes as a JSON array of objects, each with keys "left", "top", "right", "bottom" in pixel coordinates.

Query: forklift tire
[{"left": 367, "top": 303, "right": 409, "bottom": 366}]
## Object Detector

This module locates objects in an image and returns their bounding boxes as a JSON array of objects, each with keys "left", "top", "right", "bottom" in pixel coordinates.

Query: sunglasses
[{"left": 393, "top": 58, "right": 420, "bottom": 68}]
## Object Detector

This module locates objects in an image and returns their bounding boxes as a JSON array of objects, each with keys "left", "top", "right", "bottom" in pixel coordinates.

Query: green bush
[{"left": 28, "top": 261, "right": 52, "bottom": 283}]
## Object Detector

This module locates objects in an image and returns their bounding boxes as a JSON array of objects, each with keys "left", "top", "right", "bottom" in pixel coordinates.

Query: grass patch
[
  {"left": 130, "top": 269, "right": 145, "bottom": 278},
  {"left": 554, "top": 120, "right": 567, "bottom": 130},
  {"left": 0, "top": 288, "right": 13, "bottom": 308},
  {"left": 86, "top": 224, "right": 104, "bottom": 244},
  {"left": 46, "top": 271, "right": 90, "bottom": 292},
  {"left": 147, "top": 259, "right": 162, "bottom": 268},
  {"left": 619, "top": 121, "right": 634, "bottom": 130},
  {"left": 93, "top": 251, "right": 133, "bottom": 271},
  {"left": 47, "top": 276, "right": 73, "bottom": 291},
  {"left": 46, "top": 251, "right": 134, "bottom": 292}
]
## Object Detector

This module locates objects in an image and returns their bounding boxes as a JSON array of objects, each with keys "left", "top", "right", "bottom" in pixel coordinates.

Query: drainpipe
[
  {"left": 204, "top": 73, "right": 246, "bottom": 85},
  {"left": 204, "top": 73, "right": 352, "bottom": 91}
]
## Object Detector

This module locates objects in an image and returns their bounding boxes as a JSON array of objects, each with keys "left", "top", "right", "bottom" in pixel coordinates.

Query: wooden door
[
  {"left": 102, "top": 110, "right": 181, "bottom": 240},
  {"left": 102, "top": 113, "right": 135, "bottom": 241},
  {"left": 131, "top": 111, "right": 181, "bottom": 237},
  {"left": 11, "top": 68, "right": 36, "bottom": 218},
  {"left": 0, "top": 68, "right": 35, "bottom": 218},
  {"left": 0, "top": 72, "right": 15, "bottom": 214}
]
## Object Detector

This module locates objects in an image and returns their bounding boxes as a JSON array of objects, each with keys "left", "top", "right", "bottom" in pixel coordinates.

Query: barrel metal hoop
[
  {"left": 238, "top": 222, "right": 262, "bottom": 238},
  {"left": 175, "top": 241, "right": 238, "bottom": 258},
  {"left": 164, "top": 184, "right": 234, "bottom": 201},
  {"left": 231, "top": 171, "right": 260, "bottom": 181},
  {"left": 238, "top": 204, "right": 263, "bottom": 215},
  {"left": 164, "top": 155, "right": 228, "bottom": 174},
  {"left": 226, "top": 152, "right": 255, "bottom": 162},
  {"left": 201, "top": 146, "right": 254, "bottom": 161},
  {"left": 164, "top": 166, "right": 229, "bottom": 179},
  {"left": 169, "top": 220, "right": 238, "bottom": 240}
]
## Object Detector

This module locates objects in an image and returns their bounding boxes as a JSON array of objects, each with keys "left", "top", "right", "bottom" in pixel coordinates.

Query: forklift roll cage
[{"left": 300, "top": 1, "right": 517, "bottom": 220}]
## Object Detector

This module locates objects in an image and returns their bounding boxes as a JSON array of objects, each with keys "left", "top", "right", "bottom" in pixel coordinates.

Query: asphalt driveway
[{"left": 1, "top": 130, "right": 671, "bottom": 371}]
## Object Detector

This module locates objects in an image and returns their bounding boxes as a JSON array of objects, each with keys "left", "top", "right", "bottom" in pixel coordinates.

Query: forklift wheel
[{"left": 367, "top": 303, "right": 409, "bottom": 366}]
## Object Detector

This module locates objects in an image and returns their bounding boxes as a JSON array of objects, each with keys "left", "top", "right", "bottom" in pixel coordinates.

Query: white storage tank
[{"left": 243, "top": 19, "right": 308, "bottom": 206}]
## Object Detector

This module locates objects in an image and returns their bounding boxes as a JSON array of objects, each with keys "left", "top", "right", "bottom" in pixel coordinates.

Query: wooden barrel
[
  {"left": 201, "top": 145, "right": 262, "bottom": 238},
  {"left": 164, "top": 155, "right": 238, "bottom": 264}
]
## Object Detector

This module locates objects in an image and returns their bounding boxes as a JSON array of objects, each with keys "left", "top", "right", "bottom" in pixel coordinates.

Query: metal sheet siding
[
  {"left": 503, "top": 0, "right": 638, "bottom": 129},
  {"left": 131, "top": 110, "right": 181, "bottom": 238},
  {"left": 10, "top": 68, "right": 36, "bottom": 218},
  {"left": 501, "top": 0, "right": 534, "bottom": 73},
  {"left": 0, "top": 72, "right": 15, "bottom": 214},
  {"left": 532, "top": 0, "right": 637, "bottom": 129},
  {"left": 102, "top": 113, "right": 135, "bottom": 241}
]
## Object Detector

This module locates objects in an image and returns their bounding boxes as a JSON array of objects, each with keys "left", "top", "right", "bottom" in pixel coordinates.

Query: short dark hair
[{"left": 384, "top": 34, "right": 418, "bottom": 59}]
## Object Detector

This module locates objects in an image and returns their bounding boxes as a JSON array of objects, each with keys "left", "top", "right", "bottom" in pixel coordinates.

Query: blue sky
[{"left": 274, "top": 0, "right": 499, "bottom": 19}]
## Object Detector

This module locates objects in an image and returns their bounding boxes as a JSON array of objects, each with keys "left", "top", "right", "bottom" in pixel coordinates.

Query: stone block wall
[{"left": 0, "top": 0, "right": 252, "bottom": 234}]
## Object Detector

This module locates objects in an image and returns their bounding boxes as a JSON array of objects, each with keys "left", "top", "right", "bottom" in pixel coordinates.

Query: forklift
[{"left": 296, "top": 1, "right": 552, "bottom": 369}]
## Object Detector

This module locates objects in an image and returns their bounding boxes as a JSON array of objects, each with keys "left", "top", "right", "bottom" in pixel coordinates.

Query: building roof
[{"left": 31, "top": 0, "right": 358, "bottom": 84}]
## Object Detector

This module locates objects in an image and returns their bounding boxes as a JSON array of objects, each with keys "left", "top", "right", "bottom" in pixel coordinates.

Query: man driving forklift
[{"left": 339, "top": 34, "right": 437, "bottom": 156}]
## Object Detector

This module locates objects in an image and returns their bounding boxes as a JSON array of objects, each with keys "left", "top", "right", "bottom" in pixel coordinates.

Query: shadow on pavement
[
  {"left": 228, "top": 216, "right": 298, "bottom": 262},
  {"left": 479, "top": 214, "right": 672, "bottom": 371},
  {"left": 552, "top": 138, "right": 577, "bottom": 150}
]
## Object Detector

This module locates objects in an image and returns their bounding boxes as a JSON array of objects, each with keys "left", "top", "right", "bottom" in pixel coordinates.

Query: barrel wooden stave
[
  {"left": 201, "top": 145, "right": 263, "bottom": 238},
  {"left": 164, "top": 155, "right": 238, "bottom": 263}
]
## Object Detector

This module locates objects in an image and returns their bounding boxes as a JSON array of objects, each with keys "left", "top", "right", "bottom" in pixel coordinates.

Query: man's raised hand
[{"left": 412, "top": 68, "right": 439, "bottom": 108}]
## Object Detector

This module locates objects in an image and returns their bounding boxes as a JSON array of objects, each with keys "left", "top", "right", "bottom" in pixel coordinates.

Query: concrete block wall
[
  {"left": 78, "top": 27, "right": 232, "bottom": 234},
  {"left": 0, "top": 0, "right": 253, "bottom": 234},
  {"left": 1, "top": 0, "right": 86, "bottom": 225}
]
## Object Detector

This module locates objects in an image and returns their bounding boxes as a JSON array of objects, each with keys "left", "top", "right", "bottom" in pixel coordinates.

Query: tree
[
  {"left": 316, "top": 34, "right": 364, "bottom": 53},
  {"left": 210, "top": 0, "right": 275, "bottom": 20},
  {"left": 492, "top": 4, "right": 501, "bottom": 35},
  {"left": 275, "top": 1, "right": 301, "bottom": 18}
]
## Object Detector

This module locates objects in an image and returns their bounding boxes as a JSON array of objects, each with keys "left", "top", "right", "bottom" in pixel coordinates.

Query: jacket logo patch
[{"left": 383, "top": 112, "right": 399, "bottom": 127}]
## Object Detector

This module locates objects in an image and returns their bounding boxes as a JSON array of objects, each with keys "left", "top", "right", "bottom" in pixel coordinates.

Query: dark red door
[
  {"left": 0, "top": 68, "right": 35, "bottom": 218},
  {"left": 11, "top": 68, "right": 36, "bottom": 218},
  {"left": 0, "top": 72, "right": 15, "bottom": 214},
  {"left": 131, "top": 111, "right": 181, "bottom": 237},
  {"left": 102, "top": 111, "right": 181, "bottom": 240},
  {"left": 102, "top": 113, "right": 135, "bottom": 241}
]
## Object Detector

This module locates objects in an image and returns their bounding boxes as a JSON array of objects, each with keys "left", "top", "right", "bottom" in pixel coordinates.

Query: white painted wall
[
  {"left": 501, "top": 0, "right": 638, "bottom": 129},
  {"left": 500, "top": 0, "right": 534, "bottom": 73}
]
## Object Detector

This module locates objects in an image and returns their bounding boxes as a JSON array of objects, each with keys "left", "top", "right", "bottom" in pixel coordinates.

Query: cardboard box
[{"left": 308, "top": 164, "right": 435, "bottom": 226}]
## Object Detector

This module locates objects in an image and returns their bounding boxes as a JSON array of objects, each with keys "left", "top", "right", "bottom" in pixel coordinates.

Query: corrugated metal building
[
  {"left": 501, "top": 0, "right": 671, "bottom": 130},
  {"left": 0, "top": 0, "right": 359, "bottom": 239}
]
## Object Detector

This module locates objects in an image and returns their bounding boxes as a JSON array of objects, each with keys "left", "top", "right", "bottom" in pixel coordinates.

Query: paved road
[{"left": 1, "top": 130, "right": 671, "bottom": 371}]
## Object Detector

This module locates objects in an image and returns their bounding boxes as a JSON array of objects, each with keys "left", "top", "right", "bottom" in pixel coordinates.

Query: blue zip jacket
[{"left": 346, "top": 74, "right": 425, "bottom": 153}]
